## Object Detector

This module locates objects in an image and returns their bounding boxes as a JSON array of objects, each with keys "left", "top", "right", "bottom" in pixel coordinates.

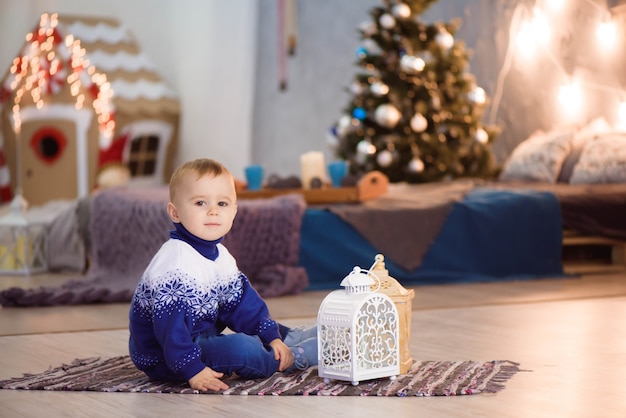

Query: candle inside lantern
[{"left": 300, "top": 151, "right": 326, "bottom": 189}]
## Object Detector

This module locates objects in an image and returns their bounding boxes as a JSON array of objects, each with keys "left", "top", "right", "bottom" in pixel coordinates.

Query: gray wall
[{"left": 252, "top": 0, "right": 379, "bottom": 178}]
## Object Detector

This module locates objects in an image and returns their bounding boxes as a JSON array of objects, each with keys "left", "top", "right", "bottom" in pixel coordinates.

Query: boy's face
[{"left": 167, "top": 172, "right": 238, "bottom": 241}]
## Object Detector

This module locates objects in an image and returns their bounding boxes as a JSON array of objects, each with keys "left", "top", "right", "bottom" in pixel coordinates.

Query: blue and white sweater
[{"left": 129, "top": 237, "right": 281, "bottom": 381}]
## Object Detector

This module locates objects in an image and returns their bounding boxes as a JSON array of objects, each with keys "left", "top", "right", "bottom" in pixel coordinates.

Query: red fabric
[
  {"left": 0, "top": 86, "right": 10, "bottom": 104},
  {"left": 98, "top": 132, "right": 129, "bottom": 168},
  {"left": 0, "top": 186, "right": 12, "bottom": 203}
]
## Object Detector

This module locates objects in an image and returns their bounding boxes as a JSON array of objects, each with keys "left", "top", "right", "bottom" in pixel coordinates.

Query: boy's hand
[
  {"left": 269, "top": 338, "right": 294, "bottom": 371},
  {"left": 188, "top": 367, "right": 229, "bottom": 391}
]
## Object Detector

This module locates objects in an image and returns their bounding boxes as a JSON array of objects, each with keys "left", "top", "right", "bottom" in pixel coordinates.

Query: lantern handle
[{"left": 366, "top": 260, "right": 381, "bottom": 293}]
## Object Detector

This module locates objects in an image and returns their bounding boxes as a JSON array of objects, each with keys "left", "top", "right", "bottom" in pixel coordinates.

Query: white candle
[{"left": 300, "top": 151, "right": 326, "bottom": 189}]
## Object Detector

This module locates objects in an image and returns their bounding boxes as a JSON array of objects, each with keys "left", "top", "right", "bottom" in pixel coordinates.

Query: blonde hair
[{"left": 169, "top": 158, "right": 232, "bottom": 201}]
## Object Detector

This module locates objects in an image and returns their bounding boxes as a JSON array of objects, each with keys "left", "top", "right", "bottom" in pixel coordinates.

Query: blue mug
[
  {"left": 245, "top": 165, "right": 264, "bottom": 191},
  {"left": 328, "top": 161, "right": 348, "bottom": 188}
]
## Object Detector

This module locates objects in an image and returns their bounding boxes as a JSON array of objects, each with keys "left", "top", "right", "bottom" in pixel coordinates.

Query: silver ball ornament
[
  {"left": 370, "top": 81, "right": 389, "bottom": 96},
  {"left": 363, "top": 38, "right": 380, "bottom": 54},
  {"left": 336, "top": 115, "right": 352, "bottom": 137},
  {"left": 376, "top": 149, "right": 394, "bottom": 167},
  {"left": 468, "top": 86, "right": 486, "bottom": 104},
  {"left": 400, "top": 55, "right": 425, "bottom": 74},
  {"left": 374, "top": 104, "right": 402, "bottom": 129},
  {"left": 350, "top": 81, "right": 365, "bottom": 95},
  {"left": 391, "top": 3, "right": 411, "bottom": 19},
  {"left": 410, "top": 113, "right": 428, "bottom": 132},
  {"left": 435, "top": 30, "right": 454, "bottom": 50},
  {"left": 408, "top": 157, "right": 425, "bottom": 173},
  {"left": 379, "top": 13, "right": 396, "bottom": 29},
  {"left": 359, "top": 21, "right": 377, "bottom": 37},
  {"left": 357, "top": 139, "right": 376, "bottom": 156},
  {"left": 474, "top": 128, "right": 489, "bottom": 144}
]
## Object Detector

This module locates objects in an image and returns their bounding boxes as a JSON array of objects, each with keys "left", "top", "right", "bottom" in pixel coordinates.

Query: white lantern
[
  {"left": 0, "top": 195, "right": 48, "bottom": 275},
  {"left": 317, "top": 259, "right": 400, "bottom": 385}
]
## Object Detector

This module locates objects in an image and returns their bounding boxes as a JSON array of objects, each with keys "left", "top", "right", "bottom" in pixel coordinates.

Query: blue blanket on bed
[{"left": 300, "top": 187, "right": 564, "bottom": 289}]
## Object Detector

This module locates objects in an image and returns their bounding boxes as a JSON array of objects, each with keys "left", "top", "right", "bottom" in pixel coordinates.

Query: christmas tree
[{"left": 329, "top": 0, "right": 499, "bottom": 183}]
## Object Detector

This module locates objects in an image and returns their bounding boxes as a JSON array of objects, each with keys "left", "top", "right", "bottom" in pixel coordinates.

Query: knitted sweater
[{"left": 128, "top": 239, "right": 281, "bottom": 381}]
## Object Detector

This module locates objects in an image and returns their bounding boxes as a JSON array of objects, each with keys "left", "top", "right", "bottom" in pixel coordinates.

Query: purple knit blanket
[{"left": 0, "top": 187, "right": 308, "bottom": 307}]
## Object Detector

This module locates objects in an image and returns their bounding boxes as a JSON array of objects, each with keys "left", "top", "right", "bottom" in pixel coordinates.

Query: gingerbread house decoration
[{"left": 0, "top": 13, "right": 179, "bottom": 206}]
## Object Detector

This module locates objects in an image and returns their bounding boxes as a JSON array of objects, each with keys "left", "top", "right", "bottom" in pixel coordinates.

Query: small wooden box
[{"left": 237, "top": 171, "right": 389, "bottom": 204}]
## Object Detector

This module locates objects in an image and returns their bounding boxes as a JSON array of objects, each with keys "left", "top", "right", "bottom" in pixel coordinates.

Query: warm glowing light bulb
[
  {"left": 558, "top": 82, "right": 580, "bottom": 104},
  {"left": 596, "top": 19, "right": 617, "bottom": 50},
  {"left": 545, "top": 0, "right": 565, "bottom": 11},
  {"left": 558, "top": 80, "right": 583, "bottom": 120},
  {"left": 531, "top": 8, "right": 551, "bottom": 44},
  {"left": 515, "top": 21, "right": 536, "bottom": 58}
]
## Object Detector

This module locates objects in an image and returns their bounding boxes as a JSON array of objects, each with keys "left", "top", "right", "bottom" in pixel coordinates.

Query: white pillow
[
  {"left": 557, "top": 117, "right": 613, "bottom": 183},
  {"left": 570, "top": 133, "right": 626, "bottom": 183},
  {"left": 499, "top": 128, "right": 575, "bottom": 183}
]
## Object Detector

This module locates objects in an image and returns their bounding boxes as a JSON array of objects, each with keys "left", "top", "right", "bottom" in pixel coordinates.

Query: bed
[
  {"left": 301, "top": 180, "right": 626, "bottom": 289},
  {"left": 495, "top": 116, "right": 626, "bottom": 274},
  {"left": 303, "top": 116, "right": 626, "bottom": 288}
]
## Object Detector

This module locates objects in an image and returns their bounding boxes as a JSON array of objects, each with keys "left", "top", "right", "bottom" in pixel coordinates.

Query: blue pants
[
  {"left": 147, "top": 324, "right": 291, "bottom": 381},
  {"left": 195, "top": 332, "right": 279, "bottom": 378}
]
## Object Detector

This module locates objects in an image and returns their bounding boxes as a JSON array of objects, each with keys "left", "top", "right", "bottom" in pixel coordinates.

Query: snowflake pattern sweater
[{"left": 129, "top": 238, "right": 281, "bottom": 381}]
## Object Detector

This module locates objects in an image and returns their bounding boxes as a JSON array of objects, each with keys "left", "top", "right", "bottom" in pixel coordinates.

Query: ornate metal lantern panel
[
  {"left": 0, "top": 195, "right": 48, "bottom": 275},
  {"left": 317, "top": 265, "right": 400, "bottom": 385}
]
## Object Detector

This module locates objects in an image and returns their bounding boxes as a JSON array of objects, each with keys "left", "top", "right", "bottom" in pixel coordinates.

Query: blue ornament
[
  {"left": 356, "top": 47, "right": 368, "bottom": 59},
  {"left": 352, "top": 107, "right": 367, "bottom": 120}
]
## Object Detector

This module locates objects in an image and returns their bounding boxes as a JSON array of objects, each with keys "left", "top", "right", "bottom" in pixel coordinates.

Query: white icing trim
[
  {"left": 110, "top": 79, "right": 177, "bottom": 100},
  {"left": 60, "top": 21, "right": 131, "bottom": 44},
  {"left": 86, "top": 49, "right": 157, "bottom": 73}
]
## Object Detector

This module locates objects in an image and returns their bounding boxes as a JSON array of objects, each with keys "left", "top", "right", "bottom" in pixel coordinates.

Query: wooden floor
[{"left": 1, "top": 272, "right": 625, "bottom": 417}]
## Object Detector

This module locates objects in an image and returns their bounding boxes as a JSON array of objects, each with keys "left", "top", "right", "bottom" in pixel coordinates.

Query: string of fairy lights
[
  {"left": 489, "top": 0, "right": 626, "bottom": 128},
  {"left": 5, "top": 13, "right": 115, "bottom": 139}
]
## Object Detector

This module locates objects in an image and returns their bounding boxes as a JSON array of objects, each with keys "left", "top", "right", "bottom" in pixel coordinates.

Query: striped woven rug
[{"left": 0, "top": 356, "right": 522, "bottom": 396}]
